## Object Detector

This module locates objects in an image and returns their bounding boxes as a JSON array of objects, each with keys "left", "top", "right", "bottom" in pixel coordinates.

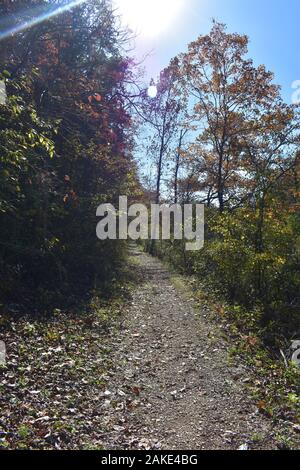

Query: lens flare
[
  {"left": 115, "top": 0, "right": 183, "bottom": 38},
  {"left": 147, "top": 85, "right": 158, "bottom": 98},
  {"left": 0, "top": 1, "right": 86, "bottom": 41}
]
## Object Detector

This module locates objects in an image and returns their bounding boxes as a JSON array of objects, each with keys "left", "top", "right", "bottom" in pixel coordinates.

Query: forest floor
[
  {"left": 100, "top": 245, "right": 299, "bottom": 450},
  {"left": 1, "top": 245, "right": 299, "bottom": 450}
]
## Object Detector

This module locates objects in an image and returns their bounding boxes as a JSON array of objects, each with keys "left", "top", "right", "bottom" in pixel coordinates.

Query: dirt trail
[{"left": 102, "top": 246, "right": 280, "bottom": 450}]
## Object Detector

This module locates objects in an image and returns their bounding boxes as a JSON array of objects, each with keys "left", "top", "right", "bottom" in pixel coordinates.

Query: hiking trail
[{"left": 101, "top": 245, "right": 283, "bottom": 450}]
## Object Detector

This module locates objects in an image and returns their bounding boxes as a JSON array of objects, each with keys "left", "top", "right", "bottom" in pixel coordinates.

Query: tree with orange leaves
[{"left": 176, "top": 21, "right": 290, "bottom": 212}]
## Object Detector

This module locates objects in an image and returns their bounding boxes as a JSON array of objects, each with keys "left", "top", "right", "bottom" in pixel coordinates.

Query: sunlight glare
[
  {"left": 147, "top": 85, "right": 158, "bottom": 98},
  {"left": 115, "top": 0, "right": 183, "bottom": 38},
  {"left": 0, "top": 1, "right": 86, "bottom": 41}
]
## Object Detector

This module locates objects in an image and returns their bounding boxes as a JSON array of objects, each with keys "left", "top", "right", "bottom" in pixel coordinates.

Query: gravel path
[{"left": 102, "top": 246, "right": 280, "bottom": 450}]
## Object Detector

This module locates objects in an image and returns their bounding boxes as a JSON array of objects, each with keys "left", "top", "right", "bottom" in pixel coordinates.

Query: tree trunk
[{"left": 174, "top": 130, "right": 184, "bottom": 204}]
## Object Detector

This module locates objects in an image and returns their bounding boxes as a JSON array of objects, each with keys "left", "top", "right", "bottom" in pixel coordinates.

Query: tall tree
[
  {"left": 177, "top": 22, "right": 281, "bottom": 211},
  {"left": 0, "top": 0, "right": 140, "bottom": 309},
  {"left": 143, "top": 62, "right": 183, "bottom": 204}
]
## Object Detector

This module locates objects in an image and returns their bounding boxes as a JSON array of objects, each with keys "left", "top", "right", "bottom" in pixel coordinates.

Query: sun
[
  {"left": 147, "top": 85, "right": 158, "bottom": 98},
  {"left": 115, "top": 0, "right": 183, "bottom": 38}
]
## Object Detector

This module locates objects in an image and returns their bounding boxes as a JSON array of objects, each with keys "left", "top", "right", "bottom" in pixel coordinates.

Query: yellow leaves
[
  {"left": 277, "top": 256, "right": 286, "bottom": 266},
  {"left": 24, "top": 129, "right": 55, "bottom": 158},
  {"left": 45, "top": 329, "right": 60, "bottom": 343}
]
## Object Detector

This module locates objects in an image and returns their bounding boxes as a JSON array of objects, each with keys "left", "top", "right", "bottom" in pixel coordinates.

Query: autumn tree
[
  {"left": 146, "top": 22, "right": 300, "bottom": 324},
  {"left": 177, "top": 22, "right": 282, "bottom": 211},
  {"left": 239, "top": 102, "right": 300, "bottom": 254},
  {"left": 0, "top": 0, "right": 140, "bottom": 310}
]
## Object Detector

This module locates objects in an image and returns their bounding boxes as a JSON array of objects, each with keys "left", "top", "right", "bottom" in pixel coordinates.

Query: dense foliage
[
  {"left": 0, "top": 0, "right": 139, "bottom": 312},
  {"left": 146, "top": 23, "right": 300, "bottom": 342},
  {"left": 1, "top": 4, "right": 299, "bottom": 343}
]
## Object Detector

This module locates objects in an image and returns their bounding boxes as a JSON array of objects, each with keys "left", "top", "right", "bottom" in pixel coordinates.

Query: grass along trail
[
  {"left": 100, "top": 245, "right": 291, "bottom": 450},
  {"left": 1, "top": 245, "right": 296, "bottom": 450}
]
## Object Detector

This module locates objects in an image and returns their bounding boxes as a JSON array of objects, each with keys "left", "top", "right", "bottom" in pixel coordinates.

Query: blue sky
[{"left": 130, "top": 0, "right": 299, "bottom": 103}]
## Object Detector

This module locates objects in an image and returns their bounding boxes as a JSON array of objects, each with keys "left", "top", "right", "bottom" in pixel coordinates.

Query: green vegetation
[
  {"left": 144, "top": 23, "right": 300, "bottom": 426},
  {"left": 146, "top": 23, "right": 300, "bottom": 349},
  {"left": 0, "top": 1, "right": 300, "bottom": 450},
  {"left": 0, "top": 0, "right": 140, "bottom": 314}
]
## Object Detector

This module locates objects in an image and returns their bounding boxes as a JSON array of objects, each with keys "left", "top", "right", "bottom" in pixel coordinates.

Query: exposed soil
[
  {"left": 100, "top": 246, "right": 290, "bottom": 450},
  {"left": 1, "top": 245, "right": 296, "bottom": 450}
]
